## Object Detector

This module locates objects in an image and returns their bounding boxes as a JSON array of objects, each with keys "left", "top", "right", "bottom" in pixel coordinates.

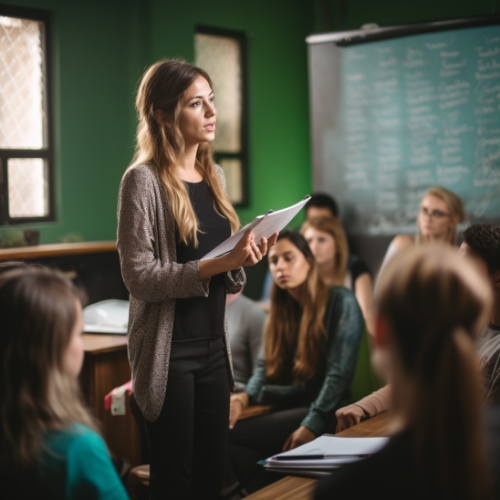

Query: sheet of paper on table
[
  {"left": 201, "top": 196, "right": 311, "bottom": 261},
  {"left": 264, "top": 435, "right": 390, "bottom": 469}
]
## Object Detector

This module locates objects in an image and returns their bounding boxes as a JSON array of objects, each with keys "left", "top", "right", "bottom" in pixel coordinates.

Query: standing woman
[{"left": 117, "top": 59, "right": 274, "bottom": 500}]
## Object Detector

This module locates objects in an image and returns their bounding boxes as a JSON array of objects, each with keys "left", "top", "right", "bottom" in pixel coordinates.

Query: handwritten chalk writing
[
  {"left": 438, "top": 137, "right": 462, "bottom": 146},
  {"left": 440, "top": 70, "right": 460, "bottom": 77},
  {"left": 437, "top": 166, "right": 469, "bottom": 174},
  {"left": 345, "top": 73, "right": 365, "bottom": 82},
  {"left": 440, "top": 98, "right": 469, "bottom": 109},
  {"left": 476, "top": 71, "right": 500, "bottom": 80},
  {"left": 477, "top": 59, "right": 500, "bottom": 71},
  {"left": 476, "top": 46, "right": 500, "bottom": 57},
  {"left": 425, "top": 42, "right": 448, "bottom": 49},
  {"left": 485, "top": 36, "right": 500, "bottom": 44},
  {"left": 441, "top": 146, "right": 461, "bottom": 155},
  {"left": 475, "top": 106, "right": 496, "bottom": 115},
  {"left": 439, "top": 80, "right": 470, "bottom": 92},
  {"left": 441, "top": 51, "right": 460, "bottom": 57},
  {"left": 378, "top": 57, "right": 399, "bottom": 68},
  {"left": 442, "top": 59, "right": 467, "bottom": 70},
  {"left": 403, "top": 59, "right": 428, "bottom": 68},
  {"left": 441, "top": 155, "right": 463, "bottom": 164},
  {"left": 444, "top": 125, "right": 474, "bottom": 136}
]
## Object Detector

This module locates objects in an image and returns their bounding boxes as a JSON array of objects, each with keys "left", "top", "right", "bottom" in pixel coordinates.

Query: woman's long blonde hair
[
  {"left": 417, "top": 186, "right": 465, "bottom": 245},
  {"left": 301, "top": 216, "right": 349, "bottom": 285},
  {"left": 376, "top": 245, "right": 492, "bottom": 499},
  {"left": 265, "top": 230, "right": 329, "bottom": 383},
  {"left": 0, "top": 269, "right": 96, "bottom": 480},
  {"left": 128, "top": 58, "right": 239, "bottom": 246}
]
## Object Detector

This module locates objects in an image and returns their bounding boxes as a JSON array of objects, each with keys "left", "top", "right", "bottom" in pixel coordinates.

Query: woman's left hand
[
  {"left": 241, "top": 232, "right": 279, "bottom": 267},
  {"left": 282, "top": 425, "right": 316, "bottom": 451}
]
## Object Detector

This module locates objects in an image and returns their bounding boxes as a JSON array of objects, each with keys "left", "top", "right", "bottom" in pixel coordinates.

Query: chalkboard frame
[{"left": 306, "top": 14, "right": 500, "bottom": 47}]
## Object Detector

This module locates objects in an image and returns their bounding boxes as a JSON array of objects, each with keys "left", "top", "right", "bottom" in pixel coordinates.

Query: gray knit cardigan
[{"left": 117, "top": 163, "right": 246, "bottom": 422}]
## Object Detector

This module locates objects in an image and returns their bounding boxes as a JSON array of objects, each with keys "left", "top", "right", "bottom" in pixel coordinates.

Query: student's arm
[
  {"left": 377, "top": 234, "right": 414, "bottom": 279},
  {"left": 247, "top": 304, "right": 267, "bottom": 372},
  {"left": 68, "top": 431, "right": 129, "bottom": 500},
  {"left": 335, "top": 384, "right": 393, "bottom": 432},
  {"left": 354, "top": 272, "right": 374, "bottom": 335},
  {"left": 300, "top": 290, "right": 365, "bottom": 437}
]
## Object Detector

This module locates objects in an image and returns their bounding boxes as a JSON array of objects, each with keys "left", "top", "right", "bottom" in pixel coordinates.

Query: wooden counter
[
  {"left": 0, "top": 241, "right": 116, "bottom": 260},
  {"left": 245, "top": 412, "right": 390, "bottom": 500},
  {"left": 80, "top": 334, "right": 142, "bottom": 467}
]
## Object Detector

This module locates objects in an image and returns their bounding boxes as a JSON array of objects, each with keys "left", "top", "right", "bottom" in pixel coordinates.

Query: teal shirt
[
  {"left": 39, "top": 423, "right": 129, "bottom": 500},
  {"left": 245, "top": 286, "right": 364, "bottom": 436}
]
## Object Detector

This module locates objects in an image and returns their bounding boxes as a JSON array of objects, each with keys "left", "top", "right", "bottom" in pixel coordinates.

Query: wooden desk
[
  {"left": 80, "top": 334, "right": 142, "bottom": 467},
  {"left": 245, "top": 412, "right": 390, "bottom": 500}
]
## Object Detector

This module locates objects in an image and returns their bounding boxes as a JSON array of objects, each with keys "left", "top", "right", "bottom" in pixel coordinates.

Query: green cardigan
[
  {"left": 39, "top": 423, "right": 129, "bottom": 499},
  {"left": 245, "top": 286, "right": 364, "bottom": 436}
]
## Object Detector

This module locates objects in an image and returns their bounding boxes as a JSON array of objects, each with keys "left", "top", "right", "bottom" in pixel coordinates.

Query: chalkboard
[{"left": 308, "top": 20, "right": 500, "bottom": 236}]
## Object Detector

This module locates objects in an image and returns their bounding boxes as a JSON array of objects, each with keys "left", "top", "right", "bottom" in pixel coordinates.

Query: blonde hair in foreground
[
  {"left": 417, "top": 186, "right": 465, "bottom": 245},
  {"left": 376, "top": 244, "right": 493, "bottom": 499},
  {"left": 0, "top": 269, "right": 96, "bottom": 477},
  {"left": 128, "top": 59, "right": 239, "bottom": 246},
  {"left": 301, "top": 216, "right": 349, "bottom": 286}
]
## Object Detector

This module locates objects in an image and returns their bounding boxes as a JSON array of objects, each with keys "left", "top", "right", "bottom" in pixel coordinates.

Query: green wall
[{"left": 1, "top": 0, "right": 499, "bottom": 246}]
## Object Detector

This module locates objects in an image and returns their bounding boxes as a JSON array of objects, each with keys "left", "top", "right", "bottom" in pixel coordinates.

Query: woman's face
[
  {"left": 303, "top": 227, "right": 336, "bottom": 266},
  {"left": 63, "top": 301, "right": 85, "bottom": 378},
  {"left": 268, "top": 238, "right": 311, "bottom": 292},
  {"left": 178, "top": 75, "right": 216, "bottom": 147},
  {"left": 418, "top": 194, "right": 453, "bottom": 239}
]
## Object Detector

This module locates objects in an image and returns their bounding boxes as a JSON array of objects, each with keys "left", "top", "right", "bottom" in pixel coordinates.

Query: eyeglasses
[{"left": 419, "top": 207, "right": 451, "bottom": 219}]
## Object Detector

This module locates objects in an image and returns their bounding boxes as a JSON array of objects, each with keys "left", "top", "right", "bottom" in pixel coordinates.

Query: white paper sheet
[
  {"left": 264, "top": 435, "right": 389, "bottom": 468},
  {"left": 200, "top": 196, "right": 310, "bottom": 261}
]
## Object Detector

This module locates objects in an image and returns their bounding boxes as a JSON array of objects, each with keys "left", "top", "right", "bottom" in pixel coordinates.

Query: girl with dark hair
[
  {"left": 228, "top": 230, "right": 364, "bottom": 491},
  {"left": 117, "top": 59, "right": 275, "bottom": 499},
  {"left": 0, "top": 268, "right": 128, "bottom": 499},
  {"left": 316, "top": 244, "right": 493, "bottom": 500}
]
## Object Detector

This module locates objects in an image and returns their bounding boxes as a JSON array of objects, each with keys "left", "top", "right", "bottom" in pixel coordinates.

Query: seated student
[
  {"left": 460, "top": 224, "right": 500, "bottom": 405},
  {"left": 228, "top": 230, "right": 364, "bottom": 491},
  {"left": 335, "top": 222, "right": 500, "bottom": 432},
  {"left": 302, "top": 216, "right": 374, "bottom": 334},
  {"left": 315, "top": 244, "right": 493, "bottom": 500},
  {"left": 227, "top": 289, "right": 267, "bottom": 388},
  {"left": 259, "top": 193, "right": 372, "bottom": 310},
  {"left": 380, "top": 186, "right": 464, "bottom": 271},
  {"left": 0, "top": 268, "right": 129, "bottom": 500}
]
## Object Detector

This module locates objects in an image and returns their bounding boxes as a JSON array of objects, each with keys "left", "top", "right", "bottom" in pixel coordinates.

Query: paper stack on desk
[{"left": 262, "top": 435, "right": 389, "bottom": 478}]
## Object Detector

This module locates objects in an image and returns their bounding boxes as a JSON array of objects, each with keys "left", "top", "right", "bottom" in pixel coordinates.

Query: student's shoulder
[
  {"left": 391, "top": 234, "right": 414, "bottom": 251},
  {"left": 328, "top": 285, "right": 358, "bottom": 307},
  {"left": 47, "top": 423, "right": 104, "bottom": 453}
]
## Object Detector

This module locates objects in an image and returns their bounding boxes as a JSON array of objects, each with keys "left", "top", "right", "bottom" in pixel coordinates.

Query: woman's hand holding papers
[
  {"left": 282, "top": 425, "right": 316, "bottom": 451},
  {"left": 199, "top": 231, "right": 278, "bottom": 279}
]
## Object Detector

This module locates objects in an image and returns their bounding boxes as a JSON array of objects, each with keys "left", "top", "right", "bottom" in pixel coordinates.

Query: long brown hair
[
  {"left": 376, "top": 244, "right": 492, "bottom": 499},
  {"left": 128, "top": 58, "right": 239, "bottom": 246},
  {"left": 417, "top": 186, "right": 465, "bottom": 245},
  {"left": 301, "top": 216, "right": 349, "bottom": 285},
  {"left": 0, "top": 268, "right": 96, "bottom": 478},
  {"left": 265, "top": 230, "right": 329, "bottom": 382}
]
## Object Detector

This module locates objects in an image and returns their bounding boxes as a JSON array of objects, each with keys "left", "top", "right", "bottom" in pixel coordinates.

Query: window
[
  {"left": 195, "top": 26, "right": 249, "bottom": 206},
  {"left": 0, "top": 6, "right": 54, "bottom": 224}
]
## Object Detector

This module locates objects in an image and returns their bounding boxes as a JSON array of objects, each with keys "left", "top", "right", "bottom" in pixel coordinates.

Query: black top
[
  {"left": 314, "top": 429, "right": 446, "bottom": 500},
  {"left": 172, "top": 180, "right": 231, "bottom": 341},
  {"left": 347, "top": 254, "right": 371, "bottom": 290}
]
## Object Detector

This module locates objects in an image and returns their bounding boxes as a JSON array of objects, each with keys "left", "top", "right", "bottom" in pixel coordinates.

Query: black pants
[
  {"left": 144, "top": 337, "right": 230, "bottom": 500},
  {"left": 227, "top": 407, "right": 310, "bottom": 493}
]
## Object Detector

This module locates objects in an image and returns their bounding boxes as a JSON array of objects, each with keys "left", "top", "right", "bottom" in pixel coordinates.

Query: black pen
[{"left": 275, "top": 454, "right": 368, "bottom": 461}]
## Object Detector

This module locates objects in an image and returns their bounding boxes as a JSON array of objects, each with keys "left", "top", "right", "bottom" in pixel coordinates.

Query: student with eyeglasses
[{"left": 379, "top": 186, "right": 464, "bottom": 271}]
